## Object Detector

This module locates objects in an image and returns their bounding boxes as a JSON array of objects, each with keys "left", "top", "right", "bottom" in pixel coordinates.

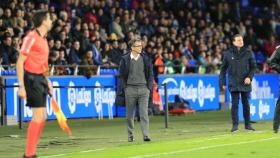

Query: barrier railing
[{"left": 0, "top": 64, "right": 212, "bottom": 76}]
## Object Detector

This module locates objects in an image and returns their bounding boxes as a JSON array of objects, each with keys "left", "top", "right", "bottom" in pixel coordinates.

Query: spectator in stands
[
  {"left": 48, "top": 37, "right": 54, "bottom": 50},
  {"left": 12, "top": 9, "right": 25, "bottom": 37},
  {"left": 71, "top": 17, "right": 82, "bottom": 41},
  {"left": 118, "top": 39, "right": 128, "bottom": 54},
  {"left": 79, "top": 49, "right": 96, "bottom": 78},
  {"left": 108, "top": 40, "right": 123, "bottom": 66},
  {"left": 80, "top": 29, "right": 91, "bottom": 53},
  {"left": 97, "top": 8, "right": 110, "bottom": 32},
  {"left": 121, "top": 10, "right": 134, "bottom": 35},
  {"left": 53, "top": 39, "right": 65, "bottom": 53},
  {"left": 173, "top": 52, "right": 184, "bottom": 74},
  {"left": 0, "top": 0, "right": 279, "bottom": 76},
  {"left": 55, "top": 49, "right": 69, "bottom": 75},
  {"left": 212, "top": 51, "right": 222, "bottom": 73},
  {"left": 165, "top": 53, "right": 175, "bottom": 74},
  {"left": 154, "top": 46, "right": 165, "bottom": 75},
  {"left": 198, "top": 51, "right": 208, "bottom": 67},
  {"left": 264, "top": 35, "right": 277, "bottom": 57},
  {"left": 59, "top": 30, "right": 70, "bottom": 48},
  {"left": 68, "top": 40, "right": 81, "bottom": 65},
  {"left": 254, "top": 18, "right": 270, "bottom": 40},
  {"left": 252, "top": 45, "right": 266, "bottom": 72},
  {"left": 95, "top": 24, "right": 108, "bottom": 43},
  {"left": 139, "top": 17, "right": 155, "bottom": 37},
  {"left": 110, "top": 15, "right": 125, "bottom": 39},
  {"left": 11, "top": 35, "right": 21, "bottom": 60},
  {"left": 49, "top": 50, "right": 59, "bottom": 66},
  {"left": 91, "top": 39, "right": 103, "bottom": 65},
  {"left": 101, "top": 43, "right": 111, "bottom": 65},
  {"left": 2, "top": 8, "right": 13, "bottom": 27},
  {"left": 0, "top": 32, "right": 17, "bottom": 66}
]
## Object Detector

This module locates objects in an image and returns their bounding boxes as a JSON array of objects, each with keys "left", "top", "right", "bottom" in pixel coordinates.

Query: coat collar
[{"left": 231, "top": 46, "right": 247, "bottom": 54}]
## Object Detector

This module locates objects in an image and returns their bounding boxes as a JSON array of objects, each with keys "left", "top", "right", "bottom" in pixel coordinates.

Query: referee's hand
[
  {"left": 18, "top": 86, "right": 26, "bottom": 99},
  {"left": 220, "top": 85, "right": 226, "bottom": 92},
  {"left": 244, "top": 77, "right": 251, "bottom": 85},
  {"left": 47, "top": 80, "right": 53, "bottom": 96}
]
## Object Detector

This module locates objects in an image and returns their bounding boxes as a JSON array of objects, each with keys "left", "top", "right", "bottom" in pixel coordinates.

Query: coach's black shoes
[
  {"left": 143, "top": 136, "right": 151, "bottom": 142},
  {"left": 245, "top": 125, "right": 255, "bottom": 131},
  {"left": 23, "top": 155, "right": 37, "bottom": 158},
  {"left": 231, "top": 125, "right": 238, "bottom": 132},
  {"left": 273, "top": 128, "right": 278, "bottom": 134},
  {"left": 128, "top": 136, "right": 134, "bottom": 142},
  {"left": 128, "top": 136, "right": 151, "bottom": 142}
]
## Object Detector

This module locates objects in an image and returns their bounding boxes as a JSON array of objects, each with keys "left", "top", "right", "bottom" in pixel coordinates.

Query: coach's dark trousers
[
  {"left": 231, "top": 91, "right": 251, "bottom": 127},
  {"left": 273, "top": 97, "right": 280, "bottom": 130}
]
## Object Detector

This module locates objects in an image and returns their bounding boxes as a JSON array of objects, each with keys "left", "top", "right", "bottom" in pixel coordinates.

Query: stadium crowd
[{"left": 0, "top": 0, "right": 279, "bottom": 77}]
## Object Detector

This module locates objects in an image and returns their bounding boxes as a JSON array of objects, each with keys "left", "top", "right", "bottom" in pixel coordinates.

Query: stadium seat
[
  {"left": 188, "top": 59, "right": 197, "bottom": 66},
  {"left": 276, "top": 25, "right": 280, "bottom": 36},
  {"left": 100, "top": 68, "right": 118, "bottom": 75}
]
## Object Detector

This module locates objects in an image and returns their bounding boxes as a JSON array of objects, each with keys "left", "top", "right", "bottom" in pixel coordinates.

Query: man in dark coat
[
  {"left": 0, "top": 33, "right": 18, "bottom": 65},
  {"left": 115, "top": 36, "right": 153, "bottom": 142},
  {"left": 268, "top": 45, "right": 280, "bottom": 133},
  {"left": 108, "top": 40, "right": 123, "bottom": 66},
  {"left": 219, "top": 34, "right": 257, "bottom": 132}
]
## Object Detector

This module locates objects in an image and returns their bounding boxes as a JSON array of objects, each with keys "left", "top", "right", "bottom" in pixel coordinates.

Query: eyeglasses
[{"left": 132, "top": 45, "right": 142, "bottom": 47}]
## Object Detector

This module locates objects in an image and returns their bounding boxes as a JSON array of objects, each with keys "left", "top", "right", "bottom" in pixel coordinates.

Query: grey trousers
[{"left": 125, "top": 86, "right": 150, "bottom": 138}]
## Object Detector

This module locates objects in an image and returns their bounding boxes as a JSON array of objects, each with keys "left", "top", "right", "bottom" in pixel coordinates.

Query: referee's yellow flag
[{"left": 51, "top": 97, "right": 72, "bottom": 135}]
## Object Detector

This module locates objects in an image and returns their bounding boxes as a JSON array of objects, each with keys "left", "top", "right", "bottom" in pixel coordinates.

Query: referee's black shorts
[{"left": 24, "top": 71, "right": 49, "bottom": 108}]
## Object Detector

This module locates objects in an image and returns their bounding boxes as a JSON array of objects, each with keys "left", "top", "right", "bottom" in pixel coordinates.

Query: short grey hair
[{"left": 128, "top": 35, "right": 142, "bottom": 47}]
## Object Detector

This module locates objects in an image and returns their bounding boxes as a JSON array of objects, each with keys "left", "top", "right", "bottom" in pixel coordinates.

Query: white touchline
[
  {"left": 40, "top": 131, "right": 269, "bottom": 158},
  {"left": 41, "top": 148, "right": 105, "bottom": 158},
  {"left": 185, "top": 131, "right": 265, "bottom": 144},
  {"left": 130, "top": 137, "right": 279, "bottom": 158},
  {"left": 80, "top": 148, "right": 105, "bottom": 153},
  {"left": 41, "top": 154, "right": 66, "bottom": 158}
]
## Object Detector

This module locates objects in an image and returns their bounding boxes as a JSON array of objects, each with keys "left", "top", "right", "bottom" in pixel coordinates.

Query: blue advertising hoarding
[
  {"left": 158, "top": 75, "right": 219, "bottom": 111},
  {"left": 225, "top": 74, "right": 279, "bottom": 121},
  {"left": 238, "top": 99, "right": 276, "bottom": 121},
  {"left": 6, "top": 74, "right": 274, "bottom": 121},
  {"left": 5, "top": 76, "right": 117, "bottom": 121}
]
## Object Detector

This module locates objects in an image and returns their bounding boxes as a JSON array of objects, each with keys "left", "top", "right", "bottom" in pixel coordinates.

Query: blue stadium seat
[
  {"left": 1, "top": 70, "right": 17, "bottom": 76},
  {"left": 251, "top": 7, "right": 259, "bottom": 16},
  {"left": 100, "top": 68, "right": 118, "bottom": 75},
  {"left": 188, "top": 59, "right": 197, "bottom": 66},
  {"left": 2, "top": 70, "right": 7, "bottom": 75},
  {"left": 276, "top": 25, "right": 280, "bottom": 36}
]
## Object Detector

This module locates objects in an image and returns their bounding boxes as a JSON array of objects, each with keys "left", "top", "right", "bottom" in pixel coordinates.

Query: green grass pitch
[{"left": 0, "top": 110, "right": 278, "bottom": 158}]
